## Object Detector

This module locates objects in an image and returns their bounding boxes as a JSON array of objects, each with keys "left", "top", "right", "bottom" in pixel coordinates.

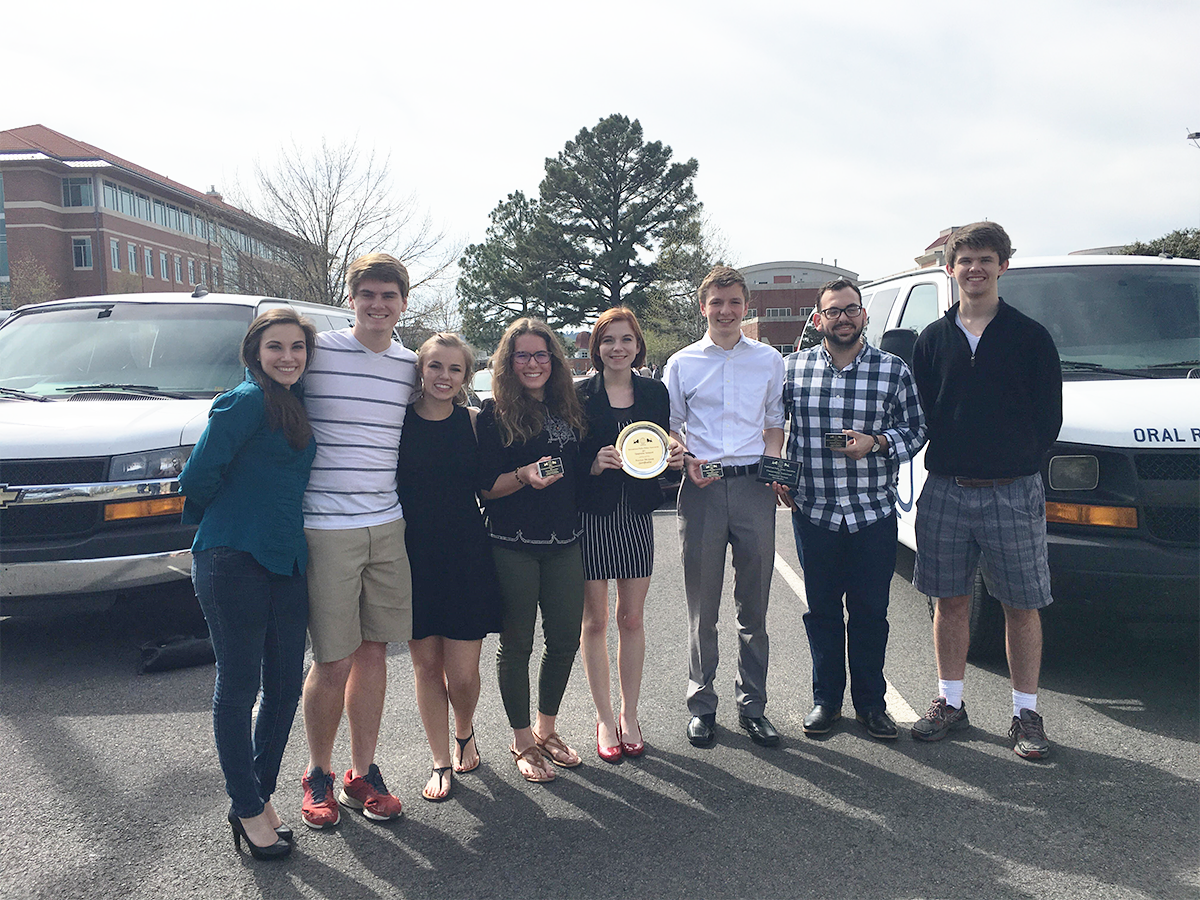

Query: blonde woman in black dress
[{"left": 397, "top": 334, "right": 503, "bottom": 802}]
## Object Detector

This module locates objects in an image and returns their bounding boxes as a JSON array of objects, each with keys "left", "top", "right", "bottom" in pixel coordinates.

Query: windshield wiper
[
  {"left": 0, "top": 386, "right": 51, "bottom": 401},
  {"left": 1059, "top": 360, "right": 1142, "bottom": 377},
  {"left": 1144, "top": 360, "right": 1200, "bottom": 369},
  {"left": 57, "top": 383, "right": 193, "bottom": 399}
]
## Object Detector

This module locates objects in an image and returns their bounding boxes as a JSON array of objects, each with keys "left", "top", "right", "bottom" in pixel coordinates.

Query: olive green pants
[{"left": 492, "top": 543, "right": 585, "bottom": 729}]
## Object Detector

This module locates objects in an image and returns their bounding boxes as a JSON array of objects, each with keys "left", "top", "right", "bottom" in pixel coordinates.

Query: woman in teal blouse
[{"left": 179, "top": 308, "right": 316, "bottom": 861}]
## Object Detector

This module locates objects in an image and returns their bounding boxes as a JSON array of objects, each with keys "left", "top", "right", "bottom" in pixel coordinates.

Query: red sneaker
[
  {"left": 301, "top": 766, "right": 340, "bottom": 829},
  {"left": 338, "top": 764, "right": 403, "bottom": 821}
]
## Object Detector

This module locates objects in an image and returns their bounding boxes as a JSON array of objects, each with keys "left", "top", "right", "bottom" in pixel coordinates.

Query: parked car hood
[
  {"left": 0, "top": 398, "right": 213, "bottom": 459},
  {"left": 1061, "top": 380, "right": 1200, "bottom": 449}
]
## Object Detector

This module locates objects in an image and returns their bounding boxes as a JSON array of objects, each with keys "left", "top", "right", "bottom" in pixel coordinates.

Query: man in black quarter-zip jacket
[{"left": 909, "top": 221, "right": 1062, "bottom": 761}]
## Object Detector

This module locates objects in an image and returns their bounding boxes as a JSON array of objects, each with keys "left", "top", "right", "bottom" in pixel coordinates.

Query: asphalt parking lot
[{"left": 1, "top": 510, "right": 1196, "bottom": 900}]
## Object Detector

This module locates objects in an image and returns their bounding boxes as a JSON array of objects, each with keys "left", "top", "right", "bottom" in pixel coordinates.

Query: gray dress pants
[{"left": 677, "top": 474, "right": 776, "bottom": 717}]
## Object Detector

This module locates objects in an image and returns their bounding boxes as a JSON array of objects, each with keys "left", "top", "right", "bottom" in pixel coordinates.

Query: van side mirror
[{"left": 879, "top": 328, "right": 918, "bottom": 367}]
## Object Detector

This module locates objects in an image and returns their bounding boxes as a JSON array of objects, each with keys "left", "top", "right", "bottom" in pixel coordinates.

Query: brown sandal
[
  {"left": 532, "top": 730, "right": 582, "bottom": 768},
  {"left": 510, "top": 744, "right": 555, "bottom": 783}
]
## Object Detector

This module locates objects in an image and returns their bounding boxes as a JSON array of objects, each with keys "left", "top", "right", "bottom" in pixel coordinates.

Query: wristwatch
[{"left": 870, "top": 435, "right": 881, "bottom": 454}]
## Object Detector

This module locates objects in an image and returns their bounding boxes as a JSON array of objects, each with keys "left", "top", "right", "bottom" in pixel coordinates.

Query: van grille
[
  {"left": 1, "top": 458, "right": 108, "bottom": 486},
  {"left": 1135, "top": 453, "right": 1200, "bottom": 481},
  {"left": 1143, "top": 508, "right": 1199, "bottom": 546},
  {"left": 0, "top": 458, "right": 109, "bottom": 542},
  {"left": 0, "top": 505, "right": 102, "bottom": 540}
]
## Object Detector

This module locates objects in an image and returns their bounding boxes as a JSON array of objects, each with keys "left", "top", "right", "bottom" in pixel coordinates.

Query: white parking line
[{"left": 773, "top": 552, "right": 920, "bottom": 725}]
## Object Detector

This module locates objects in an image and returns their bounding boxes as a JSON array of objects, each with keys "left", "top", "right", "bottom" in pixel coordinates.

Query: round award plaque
[{"left": 615, "top": 421, "right": 670, "bottom": 479}]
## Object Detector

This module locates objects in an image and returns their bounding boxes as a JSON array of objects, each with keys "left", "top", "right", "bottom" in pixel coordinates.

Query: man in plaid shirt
[{"left": 776, "top": 278, "right": 925, "bottom": 741}]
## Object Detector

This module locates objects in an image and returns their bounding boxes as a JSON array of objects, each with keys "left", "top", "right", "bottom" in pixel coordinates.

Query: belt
[
  {"left": 723, "top": 464, "right": 757, "bottom": 478},
  {"left": 954, "top": 476, "right": 1017, "bottom": 488}
]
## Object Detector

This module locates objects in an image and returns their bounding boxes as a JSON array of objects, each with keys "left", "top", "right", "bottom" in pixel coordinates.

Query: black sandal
[
  {"left": 422, "top": 766, "right": 453, "bottom": 802},
  {"left": 454, "top": 728, "right": 480, "bottom": 773}
]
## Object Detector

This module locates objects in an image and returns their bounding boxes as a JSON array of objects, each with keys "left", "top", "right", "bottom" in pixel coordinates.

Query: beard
[{"left": 823, "top": 322, "right": 864, "bottom": 349}]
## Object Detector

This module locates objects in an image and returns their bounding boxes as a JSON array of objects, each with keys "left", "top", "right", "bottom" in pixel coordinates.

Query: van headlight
[
  {"left": 1048, "top": 455, "right": 1099, "bottom": 491},
  {"left": 109, "top": 446, "right": 193, "bottom": 481}
]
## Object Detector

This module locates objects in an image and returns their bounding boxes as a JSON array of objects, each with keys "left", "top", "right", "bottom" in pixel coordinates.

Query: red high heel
[
  {"left": 618, "top": 720, "right": 645, "bottom": 758},
  {"left": 596, "top": 723, "right": 623, "bottom": 763}
]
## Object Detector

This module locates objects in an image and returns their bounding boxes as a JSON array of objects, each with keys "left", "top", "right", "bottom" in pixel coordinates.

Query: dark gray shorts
[{"left": 913, "top": 473, "right": 1053, "bottom": 610}]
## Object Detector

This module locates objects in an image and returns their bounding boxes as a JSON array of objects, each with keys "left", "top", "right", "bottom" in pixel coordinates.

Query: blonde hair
[{"left": 416, "top": 332, "right": 475, "bottom": 406}]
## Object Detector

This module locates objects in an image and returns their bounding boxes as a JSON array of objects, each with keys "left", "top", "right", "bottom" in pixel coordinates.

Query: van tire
[{"left": 967, "top": 568, "right": 1006, "bottom": 663}]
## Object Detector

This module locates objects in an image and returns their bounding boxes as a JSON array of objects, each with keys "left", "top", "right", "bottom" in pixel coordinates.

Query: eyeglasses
[
  {"left": 818, "top": 304, "right": 864, "bottom": 320},
  {"left": 513, "top": 350, "right": 551, "bottom": 365}
]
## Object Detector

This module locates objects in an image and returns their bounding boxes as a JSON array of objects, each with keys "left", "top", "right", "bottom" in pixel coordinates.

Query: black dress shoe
[
  {"left": 802, "top": 705, "right": 842, "bottom": 735},
  {"left": 738, "top": 714, "right": 780, "bottom": 747},
  {"left": 686, "top": 714, "right": 716, "bottom": 747},
  {"left": 856, "top": 709, "right": 898, "bottom": 740}
]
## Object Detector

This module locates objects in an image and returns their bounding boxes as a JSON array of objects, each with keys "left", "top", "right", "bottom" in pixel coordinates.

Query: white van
[
  {"left": 0, "top": 290, "right": 357, "bottom": 616},
  {"left": 865, "top": 255, "right": 1200, "bottom": 658}
]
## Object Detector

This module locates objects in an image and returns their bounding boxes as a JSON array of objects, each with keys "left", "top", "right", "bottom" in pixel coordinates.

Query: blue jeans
[
  {"left": 192, "top": 548, "right": 308, "bottom": 818},
  {"left": 791, "top": 513, "right": 897, "bottom": 714}
]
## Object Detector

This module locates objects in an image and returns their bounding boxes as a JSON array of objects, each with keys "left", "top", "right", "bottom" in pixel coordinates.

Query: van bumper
[
  {"left": 0, "top": 550, "right": 193, "bottom": 612},
  {"left": 1046, "top": 533, "right": 1199, "bottom": 616}
]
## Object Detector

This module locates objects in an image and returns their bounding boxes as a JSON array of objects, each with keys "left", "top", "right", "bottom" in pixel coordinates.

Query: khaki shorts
[{"left": 305, "top": 519, "right": 413, "bottom": 663}]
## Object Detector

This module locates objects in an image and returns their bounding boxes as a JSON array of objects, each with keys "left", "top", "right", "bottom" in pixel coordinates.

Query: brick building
[
  {"left": 0, "top": 125, "right": 296, "bottom": 307},
  {"left": 740, "top": 260, "right": 859, "bottom": 353}
]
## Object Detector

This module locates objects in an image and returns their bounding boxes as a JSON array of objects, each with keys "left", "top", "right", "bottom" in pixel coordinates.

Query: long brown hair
[
  {"left": 241, "top": 308, "right": 316, "bottom": 450},
  {"left": 490, "top": 317, "right": 585, "bottom": 446}
]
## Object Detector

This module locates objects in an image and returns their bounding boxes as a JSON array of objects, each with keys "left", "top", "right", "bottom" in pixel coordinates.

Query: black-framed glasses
[
  {"left": 513, "top": 350, "right": 551, "bottom": 365},
  {"left": 819, "top": 304, "right": 864, "bottom": 320}
]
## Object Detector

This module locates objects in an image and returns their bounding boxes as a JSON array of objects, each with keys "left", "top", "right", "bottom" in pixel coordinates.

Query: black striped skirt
[{"left": 580, "top": 490, "right": 654, "bottom": 581}]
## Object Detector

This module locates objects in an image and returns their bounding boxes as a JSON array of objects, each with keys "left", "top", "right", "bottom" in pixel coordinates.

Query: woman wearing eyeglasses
[{"left": 476, "top": 318, "right": 589, "bottom": 783}]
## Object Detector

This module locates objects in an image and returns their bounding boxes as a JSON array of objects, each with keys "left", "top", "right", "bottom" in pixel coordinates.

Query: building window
[
  {"left": 153, "top": 200, "right": 167, "bottom": 227},
  {"left": 187, "top": 259, "right": 195, "bottom": 285},
  {"left": 110, "top": 239, "right": 120, "bottom": 271},
  {"left": 128, "top": 244, "right": 138, "bottom": 274},
  {"left": 137, "top": 193, "right": 152, "bottom": 222},
  {"left": 777, "top": 344, "right": 795, "bottom": 355},
  {"left": 144, "top": 247, "right": 153, "bottom": 277},
  {"left": 766, "top": 308, "right": 792, "bottom": 318},
  {"left": 213, "top": 265, "right": 220, "bottom": 288},
  {"left": 103, "top": 181, "right": 119, "bottom": 211},
  {"left": 160, "top": 251, "right": 169, "bottom": 280},
  {"left": 72, "top": 237, "right": 93, "bottom": 269},
  {"left": 174, "top": 256, "right": 182, "bottom": 283},
  {"left": 62, "top": 177, "right": 94, "bottom": 207},
  {"left": 200, "top": 262, "right": 208, "bottom": 286}
]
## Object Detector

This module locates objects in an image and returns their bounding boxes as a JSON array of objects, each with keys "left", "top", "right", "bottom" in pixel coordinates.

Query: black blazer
[{"left": 577, "top": 371, "right": 670, "bottom": 515}]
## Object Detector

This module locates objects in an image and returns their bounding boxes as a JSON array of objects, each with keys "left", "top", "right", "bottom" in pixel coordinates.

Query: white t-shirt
[{"left": 301, "top": 329, "right": 418, "bottom": 530}]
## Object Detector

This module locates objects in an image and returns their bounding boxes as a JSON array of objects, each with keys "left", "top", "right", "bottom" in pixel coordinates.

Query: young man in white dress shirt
[{"left": 664, "top": 265, "right": 786, "bottom": 748}]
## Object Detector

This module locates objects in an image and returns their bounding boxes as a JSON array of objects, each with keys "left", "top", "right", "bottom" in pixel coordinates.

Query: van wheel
[{"left": 967, "top": 568, "right": 1006, "bottom": 663}]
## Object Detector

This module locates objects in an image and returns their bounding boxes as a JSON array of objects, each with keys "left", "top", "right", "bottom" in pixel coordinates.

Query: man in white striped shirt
[{"left": 299, "top": 254, "right": 418, "bottom": 828}]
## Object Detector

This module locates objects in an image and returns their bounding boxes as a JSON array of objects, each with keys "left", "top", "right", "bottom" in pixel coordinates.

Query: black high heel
[
  {"left": 274, "top": 824, "right": 294, "bottom": 843},
  {"left": 228, "top": 813, "right": 292, "bottom": 860}
]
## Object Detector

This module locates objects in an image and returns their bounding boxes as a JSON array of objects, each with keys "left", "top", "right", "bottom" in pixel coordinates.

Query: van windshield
[
  {"left": 1002, "top": 264, "right": 1199, "bottom": 376},
  {"left": 0, "top": 303, "right": 254, "bottom": 398}
]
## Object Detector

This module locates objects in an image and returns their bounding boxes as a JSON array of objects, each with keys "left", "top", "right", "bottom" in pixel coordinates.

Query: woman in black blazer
[{"left": 576, "top": 308, "right": 683, "bottom": 762}]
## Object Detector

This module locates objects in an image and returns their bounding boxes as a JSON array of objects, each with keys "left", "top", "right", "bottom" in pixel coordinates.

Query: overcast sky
[{"left": 8, "top": 0, "right": 1199, "bottom": 294}]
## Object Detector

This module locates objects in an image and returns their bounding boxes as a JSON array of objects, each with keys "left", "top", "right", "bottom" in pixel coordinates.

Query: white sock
[
  {"left": 1013, "top": 690, "right": 1037, "bottom": 718},
  {"left": 938, "top": 679, "right": 964, "bottom": 709}
]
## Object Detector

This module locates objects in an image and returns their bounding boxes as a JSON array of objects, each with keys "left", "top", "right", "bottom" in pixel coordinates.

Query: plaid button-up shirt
[{"left": 783, "top": 339, "right": 926, "bottom": 532}]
